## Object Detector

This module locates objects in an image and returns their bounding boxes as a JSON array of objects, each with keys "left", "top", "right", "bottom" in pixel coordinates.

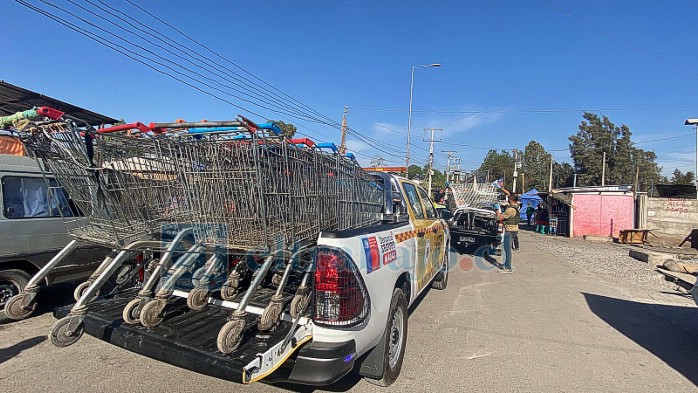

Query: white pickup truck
[{"left": 53, "top": 172, "right": 449, "bottom": 387}]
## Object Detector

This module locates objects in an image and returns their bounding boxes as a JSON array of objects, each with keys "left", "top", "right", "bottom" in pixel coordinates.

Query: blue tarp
[{"left": 519, "top": 188, "right": 542, "bottom": 220}]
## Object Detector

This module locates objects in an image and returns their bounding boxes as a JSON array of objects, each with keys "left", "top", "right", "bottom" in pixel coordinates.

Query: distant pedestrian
[
  {"left": 497, "top": 190, "right": 520, "bottom": 274},
  {"left": 535, "top": 205, "right": 549, "bottom": 234},
  {"left": 525, "top": 202, "right": 535, "bottom": 226}
]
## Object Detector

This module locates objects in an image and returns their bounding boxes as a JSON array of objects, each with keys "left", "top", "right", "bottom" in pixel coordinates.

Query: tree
[
  {"left": 568, "top": 112, "right": 660, "bottom": 191},
  {"left": 478, "top": 149, "right": 514, "bottom": 188},
  {"left": 269, "top": 120, "right": 297, "bottom": 138},
  {"left": 521, "top": 140, "right": 553, "bottom": 190},
  {"left": 670, "top": 169, "right": 695, "bottom": 185}
]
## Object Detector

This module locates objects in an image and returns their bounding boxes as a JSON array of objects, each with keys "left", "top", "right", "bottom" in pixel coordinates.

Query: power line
[
  {"left": 350, "top": 105, "right": 698, "bottom": 114},
  {"left": 16, "top": 0, "right": 407, "bottom": 160}
]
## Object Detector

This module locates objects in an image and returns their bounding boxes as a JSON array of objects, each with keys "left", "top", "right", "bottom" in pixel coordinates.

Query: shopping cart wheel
[
  {"left": 186, "top": 288, "right": 210, "bottom": 311},
  {"left": 191, "top": 267, "right": 207, "bottom": 288},
  {"left": 217, "top": 318, "right": 245, "bottom": 354},
  {"left": 4, "top": 294, "right": 37, "bottom": 320},
  {"left": 73, "top": 281, "right": 99, "bottom": 303},
  {"left": 220, "top": 276, "right": 240, "bottom": 301},
  {"left": 49, "top": 317, "right": 84, "bottom": 348},
  {"left": 258, "top": 301, "right": 283, "bottom": 331},
  {"left": 122, "top": 298, "right": 142, "bottom": 324},
  {"left": 140, "top": 300, "right": 165, "bottom": 327},
  {"left": 271, "top": 273, "right": 283, "bottom": 288},
  {"left": 290, "top": 292, "right": 310, "bottom": 320}
]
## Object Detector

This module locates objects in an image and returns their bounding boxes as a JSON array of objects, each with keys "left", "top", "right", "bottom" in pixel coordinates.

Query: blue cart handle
[{"left": 316, "top": 142, "right": 338, "bottom": 152}]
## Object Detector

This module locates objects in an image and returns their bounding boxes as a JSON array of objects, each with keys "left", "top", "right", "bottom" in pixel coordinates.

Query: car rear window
[{"left": 2, "top": 176, "right": 75, "bottom": 219}]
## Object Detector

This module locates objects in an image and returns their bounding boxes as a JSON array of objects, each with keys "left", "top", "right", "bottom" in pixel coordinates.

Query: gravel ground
[{"left": 528, "top": 231, "right": 692, "bottom": 302}]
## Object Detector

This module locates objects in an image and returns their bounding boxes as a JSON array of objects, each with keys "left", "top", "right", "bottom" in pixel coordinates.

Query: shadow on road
[
  {"left": 583, "top": 293, "right": 698, "bottom": 386},
  {"left": 0, "top": 335, "right": 46, "bottom": 364}
]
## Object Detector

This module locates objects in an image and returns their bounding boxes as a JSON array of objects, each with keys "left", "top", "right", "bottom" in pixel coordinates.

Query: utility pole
[
  {"left": 548, "top": 158, "right": 554, "bottom": 192},
  {"left": 424, "top": 128, "right": 442, "bottom": 196},
  {"left": 512, "top": 149, "right": 521, "bottom": 193},
  {"left": 601, "top": 151, "right": 606, "bottom": 186},
  {"left": 339, "top": 106, "right": 348, "bottom": 155},
  {"left": 443, "top": 150, "right": 457, "bottom": 183},
  {"left": 634, "top": 163, "right": 640, "bottom": 196},
  {"left": 573, "top": 173, "right": 578, "bottom": 187}
]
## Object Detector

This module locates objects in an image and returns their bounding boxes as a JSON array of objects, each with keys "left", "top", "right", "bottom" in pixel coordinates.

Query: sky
[{"left": 3, "top": 0, "right": 698, "bottom": 177}]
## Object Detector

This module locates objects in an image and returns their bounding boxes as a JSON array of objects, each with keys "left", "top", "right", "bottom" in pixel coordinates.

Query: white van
[{"left": 0, "top": 153, "right": 106, "bottom": 319}]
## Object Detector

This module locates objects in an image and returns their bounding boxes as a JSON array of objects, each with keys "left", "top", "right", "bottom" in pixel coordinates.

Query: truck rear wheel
[{"left": 365, "top": 288, "right": 408, "bottom": 387}]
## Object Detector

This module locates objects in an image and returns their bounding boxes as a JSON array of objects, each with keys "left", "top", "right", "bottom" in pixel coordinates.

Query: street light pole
[
  {"left": 684, "top": 119, "right": 698, "bottom": 199},
  {"left": 406, "top": 63, "right": 441, "bottom": 175}
]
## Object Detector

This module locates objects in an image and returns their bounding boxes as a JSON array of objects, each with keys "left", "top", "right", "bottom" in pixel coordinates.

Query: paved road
[{"left": 1, "top": 232, "right": 697, "bottom": 392}]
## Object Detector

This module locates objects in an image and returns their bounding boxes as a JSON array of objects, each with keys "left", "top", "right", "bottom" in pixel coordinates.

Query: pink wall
[{"left": 572, "top": 194, "right": 634, "bottom": 237}]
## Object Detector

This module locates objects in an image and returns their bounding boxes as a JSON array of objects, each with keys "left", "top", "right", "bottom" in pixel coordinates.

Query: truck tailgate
[{"left": 54, "top": 289, "right": 300, "bottom": 383}]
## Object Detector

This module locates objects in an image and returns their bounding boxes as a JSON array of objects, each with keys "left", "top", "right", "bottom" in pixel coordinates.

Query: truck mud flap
[{"left": 54, "top": 289, "right": 309, "bottom": 383}]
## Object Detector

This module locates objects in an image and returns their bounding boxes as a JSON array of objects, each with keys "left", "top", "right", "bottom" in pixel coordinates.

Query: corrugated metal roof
[{"left": 0, "top": 81, "right": 118, "bottom": 126}]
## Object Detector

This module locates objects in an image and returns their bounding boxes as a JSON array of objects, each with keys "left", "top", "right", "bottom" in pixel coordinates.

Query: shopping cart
[{"left": 3, "top": 116, "right": 197, "bottom": 345}]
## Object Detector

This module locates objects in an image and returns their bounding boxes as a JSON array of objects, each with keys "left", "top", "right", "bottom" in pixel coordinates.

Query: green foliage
[
  {"left": 269, "top": 120, "right": 297, "bottom": 138},
  {"left": 670, "top": 169, "right": 695, "bottom": 185},
  {"left": 477, "top": 149, "right": 514, "bottom": 188},
  {"left": 568, "top": 112, "right": 660, "bottom": 191},
  {"left": 407, "top": 164, "right": 446, "bottom": 189},
  {"left": 521, "top": 140, "right": 552, "bottom": 190}
]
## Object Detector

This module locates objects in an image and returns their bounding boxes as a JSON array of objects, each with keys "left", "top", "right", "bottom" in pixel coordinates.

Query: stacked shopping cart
[{"left": 4, "top": 109, "right": 384, "bottom": 354}]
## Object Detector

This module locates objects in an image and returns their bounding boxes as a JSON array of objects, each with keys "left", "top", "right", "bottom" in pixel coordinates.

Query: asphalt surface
[{"left": 1, "top": 232, "right": 697, "bottom": 392}]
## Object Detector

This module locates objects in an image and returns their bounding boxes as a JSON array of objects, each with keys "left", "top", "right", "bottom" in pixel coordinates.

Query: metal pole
[
  {"left": 428, "top": 128, "right": 435, "bottom": 196},
  {"left": 695, "top": 124, "right": 698, "bottom": 199},
  {"left": 573, "top": 173, "right": 578, "bottom": 188},
  {"left": 602, "top": 151, "right": 606, "bottom": 186},
  {"left": 548, "top": 158, "right": 554, "bottom": 192},
  {"left": 406, "top": 66, "right": 415, "bottom": 172}
]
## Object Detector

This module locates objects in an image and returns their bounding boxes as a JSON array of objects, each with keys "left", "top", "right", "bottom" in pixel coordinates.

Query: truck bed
[{"left": 54, "top": 288, "right": 298, "bottom": 383}]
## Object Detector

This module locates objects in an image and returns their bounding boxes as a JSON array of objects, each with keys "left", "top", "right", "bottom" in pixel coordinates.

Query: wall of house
[
  {"left": 645, "top": 198, "right": 698, "bottom": 246},
  {"left": 571, "top": 193, "right": 635, "bottom": 238}
]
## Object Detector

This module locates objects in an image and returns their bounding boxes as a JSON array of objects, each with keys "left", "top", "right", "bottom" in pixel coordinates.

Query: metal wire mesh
[
  {"left": 20, "top": 118, "right": 384, "bottom": 253},
  {"left": 173, "top": 133, "right": 383, "bottom": 252},
  {"left": 21, "top": 121, "right": 188, "bottom": 247},
  {"left": 449, "top": 180, "right": 500, "bottom": 208}
]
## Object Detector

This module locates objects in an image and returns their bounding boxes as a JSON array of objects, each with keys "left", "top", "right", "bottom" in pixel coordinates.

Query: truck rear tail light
[
  {"left": 313, "top": 247, "right": 370, "bottom": 327},
  {"left": 497, "top": 221, "right": 504, "bottom": 234}
]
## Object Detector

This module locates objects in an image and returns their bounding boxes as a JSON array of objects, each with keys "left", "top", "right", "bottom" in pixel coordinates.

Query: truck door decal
[{"left": 361, "top": 236, "right": 381, "bottom": 273}]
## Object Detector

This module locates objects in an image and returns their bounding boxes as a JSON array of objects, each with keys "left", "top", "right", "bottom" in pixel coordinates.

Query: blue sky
[{"left": 3, "top": 0, "right": 698, "bottom": 176}]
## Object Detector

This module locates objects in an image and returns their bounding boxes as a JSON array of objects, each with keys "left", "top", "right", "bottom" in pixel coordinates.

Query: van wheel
[
  {"left": 432, "top": 248, "right": 449, "bottom": 290},
  {"left": 365, "top": 288, "right": 408, "bottom": 387},
  {"left": 0, "top": 269, "right": 31, "bottom": 321}
]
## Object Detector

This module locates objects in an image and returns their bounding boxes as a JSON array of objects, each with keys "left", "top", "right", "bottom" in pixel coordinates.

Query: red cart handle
[
  {"left": 37, "top": 106, "right": 65, "bottom": 120},
  {"left": 289, "top": 138, "right": 316, "bottom": 148}
]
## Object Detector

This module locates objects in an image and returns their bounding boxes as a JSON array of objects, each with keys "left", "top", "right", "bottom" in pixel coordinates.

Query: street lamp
[
  {"left": 406, "top": 63, "right": 441, "bottom": 174},
  {"left": 685, "top": 118, "right": 698, "bottom": 199}
]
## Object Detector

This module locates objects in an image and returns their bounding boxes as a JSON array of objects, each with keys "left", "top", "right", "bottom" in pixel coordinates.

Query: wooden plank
[{"left": 656, "top": 267, "right": 697, "bottom": 286}]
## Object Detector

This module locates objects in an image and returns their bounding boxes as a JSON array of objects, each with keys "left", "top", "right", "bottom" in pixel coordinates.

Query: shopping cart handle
[
  {"left": 187, "top": 126, "right": 246, "bottom": 134},
  {"left": 345, "top": 153, "right": 356, "bottom": 160},
  {"left": 289, "top": 138, "right": 316, "bottom": 148},
  {"left": 37, "top": 106, "right": 65, "bottom": 120},
  {"left": 256, "top": 121, "right": 283, "bottom": 135},
  {"left": 316, "top": 142, "right": 338, "bottom": 152},
  {"left": 98, "top": 122, "right": 154, "bottom": 134}
]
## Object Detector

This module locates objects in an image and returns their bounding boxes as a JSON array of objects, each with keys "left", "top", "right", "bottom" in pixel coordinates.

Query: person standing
[
  {"left": 497, "top": 192, "right": 520, "bottom": 274},
  {"left": 525, "top": 202, "right": 535, "bottom": 226}
]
